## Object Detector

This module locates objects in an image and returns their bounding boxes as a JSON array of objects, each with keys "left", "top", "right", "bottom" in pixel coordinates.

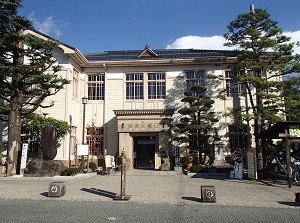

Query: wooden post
[
  {"left": 114, "top": 151, "right": 131, "bottom": 201},
  {"left": 285, "top": 129, "right": 292, "bottom": 188}
]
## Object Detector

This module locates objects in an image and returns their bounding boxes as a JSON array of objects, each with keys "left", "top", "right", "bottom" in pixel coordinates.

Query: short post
[
  {"left": 114, "top": 151, "right": 131, "bottom": 201},
  {"left": 48, "top": 182, "right": 66, "bottom": 197},
  {"left": 201, "top": 186, "right": 216, "bottom": 203}
]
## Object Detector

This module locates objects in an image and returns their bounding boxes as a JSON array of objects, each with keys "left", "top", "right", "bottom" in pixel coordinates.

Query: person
[{"left": 231, "top": 148, "right": 243, "bottom": 179}]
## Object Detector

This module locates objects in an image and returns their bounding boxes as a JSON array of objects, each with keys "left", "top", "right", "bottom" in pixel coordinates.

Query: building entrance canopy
[
  {"left": 258, "top": 121, "right": 300, "bottom": 139},
  {"left": 258, "top": 121, "right": 300, "bottom": 187}
]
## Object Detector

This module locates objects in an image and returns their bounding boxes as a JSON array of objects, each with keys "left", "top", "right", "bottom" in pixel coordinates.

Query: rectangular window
[
  {"left": 148, "top": 73, "right": 166, "bottom": 99},
  {"left": 228, "top": 124, "right": 248, "bottom": 152},
  {"left": 225, "top": 71, "right": 246, "bottom": 97},
  {"left": 247, "top": 70, "right": 266, "bottom": 78},
  {"left": 186, "top": 70, "right": 205, "bottom": 90},
  {"left": 126, "top": 73, "right": 144, "bottom": 100},
  {"left": 86, "top": 126, "right": 104, "bottom": 156},
  {"left": 88, "top": 73, "right": 105, "bottom": 100},
  {"left": 73, "top": 69, "right": 79, "bottom": 98}
]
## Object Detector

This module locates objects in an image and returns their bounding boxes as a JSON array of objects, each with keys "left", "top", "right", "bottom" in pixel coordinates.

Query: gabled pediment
[{"left": 138, "top": 45, "right": 158, "bottom": 58}]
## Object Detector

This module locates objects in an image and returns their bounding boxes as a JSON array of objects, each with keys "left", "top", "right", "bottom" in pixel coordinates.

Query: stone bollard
[
  {"left": 201, "top": 186, "right": 216, "bottom": 203},
  {"left": 48, "top": 182, "right": 66, "bottom": 197}
]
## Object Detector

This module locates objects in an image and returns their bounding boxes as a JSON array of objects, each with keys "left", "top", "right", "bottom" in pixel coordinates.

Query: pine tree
[
  {"left": 223, "top": 7, "right": 298, "bottom": 170},
  {"left": 0, "top": 0, "right": 69, "bottom": 175},
  {"left": 174, "top": 85, "right": 219, "bottom": 164}
]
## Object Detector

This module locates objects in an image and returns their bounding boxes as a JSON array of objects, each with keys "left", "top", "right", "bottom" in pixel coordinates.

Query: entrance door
[{"left": 135, "top": 138, "right": 156, "bottom": 169}]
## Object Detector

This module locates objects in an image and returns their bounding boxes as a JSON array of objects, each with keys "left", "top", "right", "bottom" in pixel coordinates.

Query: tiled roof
[{"left": 84, "top": 46, "right": 237, "bottom": 62}]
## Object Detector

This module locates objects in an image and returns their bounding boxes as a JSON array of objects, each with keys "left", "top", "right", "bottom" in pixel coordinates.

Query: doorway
[{"left": 134, "top": 136, "right": 156, "bottom": 169}]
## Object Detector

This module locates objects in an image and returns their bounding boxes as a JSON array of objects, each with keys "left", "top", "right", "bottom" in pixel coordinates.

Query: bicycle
[{"left": 291, "top": 159, "right": 300, "bottom": 186}]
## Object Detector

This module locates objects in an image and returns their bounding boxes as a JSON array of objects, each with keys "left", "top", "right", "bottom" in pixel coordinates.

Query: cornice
[
  {"left": 114, "top": 109, "right": 174, "bottom": 116},
  {"left": 83, "top": 57, "right": 237, "bottom": 68}
]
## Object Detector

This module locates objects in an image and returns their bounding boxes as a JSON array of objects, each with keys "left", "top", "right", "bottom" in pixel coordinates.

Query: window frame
[
  {"left": 87, "top": 73, "right": 105, "bottom": 101},
  {"left": 86, "top": 126, "right": 104, "bottom": 156},
  {"left": 72, "top": 69, "right": 79, "bottom": 99},
  {"left": 125, "top": 72, "right": 166, "bottom": 100},
  {"left": 225, "top": 71, "right": 246, "bottom": 97},
  {"left": 147, "top": 72, "right": 166, "bottom": 99},
  {"left": 185, "top": 70, "right": 206, "bottom": 91}
]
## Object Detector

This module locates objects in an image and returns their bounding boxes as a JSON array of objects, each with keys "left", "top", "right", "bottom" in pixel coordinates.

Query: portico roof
[
  {"left": 258, "top": 121, "right": 300, "bottom": 139},
  {"left": 114, "top": 109, "right": 174, "bottom": 117}
]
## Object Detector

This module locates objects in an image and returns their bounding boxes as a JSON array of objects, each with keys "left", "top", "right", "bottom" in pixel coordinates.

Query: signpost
[
  {"left": 20, "top": 143, "right": 28, "bottom": 175},
  {"left": 247, "top": 147, "right": 257, "bottom": 179},
  {"left": 114, "top": 151, "right": 131, "bottom": 201},
  {"left": 77, "top": 144, "right": 89, "bottom": 173}
]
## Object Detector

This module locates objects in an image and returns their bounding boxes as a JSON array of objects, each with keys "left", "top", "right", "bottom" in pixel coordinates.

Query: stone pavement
[{"left": 0, "top": 169, "right": 299, "bottom": 208}]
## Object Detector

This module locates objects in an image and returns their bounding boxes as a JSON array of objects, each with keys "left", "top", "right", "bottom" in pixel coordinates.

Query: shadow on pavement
[
  {"left": 277, "top": 201, "right": 300, "bottom": 207},
  {"left": 81, "top": 188, "right": 117, "bottom": 199},
  {"left": 40, "top": 192, "right": 48, "bottom": 197},
  {"left": 182, "top": 196, "right": 202, "bottom": 203}
]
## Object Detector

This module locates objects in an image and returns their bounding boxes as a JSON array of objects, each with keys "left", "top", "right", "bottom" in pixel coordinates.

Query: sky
[{"left": 19, "top": 0, "right": 300, "bottom": 54}]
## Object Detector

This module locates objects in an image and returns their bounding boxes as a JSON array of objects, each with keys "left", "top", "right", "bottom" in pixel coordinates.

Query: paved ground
[{"left": 0, "top": 169, "right": 299, "bottom": 208}]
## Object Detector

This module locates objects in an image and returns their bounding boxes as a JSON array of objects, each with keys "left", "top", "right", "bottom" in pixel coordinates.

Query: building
[{"left": 1, "top": 30, "right": 259, "bottom": 170}]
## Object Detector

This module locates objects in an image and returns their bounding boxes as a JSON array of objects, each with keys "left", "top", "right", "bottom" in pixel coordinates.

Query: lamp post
[{"left": 81, "top": 96, "right": 87, "bottom": 169}]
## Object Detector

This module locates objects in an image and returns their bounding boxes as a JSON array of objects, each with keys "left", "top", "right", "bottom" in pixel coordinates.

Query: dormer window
[{"left": 138, "top": 45, "right": 158, "bottom": 58}]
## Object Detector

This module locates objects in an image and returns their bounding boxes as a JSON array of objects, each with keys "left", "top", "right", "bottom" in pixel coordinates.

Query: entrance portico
[{"left": 114, "top": 109, "right": 174, "bottom": 170}]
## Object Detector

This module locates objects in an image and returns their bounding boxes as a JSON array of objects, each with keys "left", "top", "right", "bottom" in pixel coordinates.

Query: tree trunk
[
  {"left": 6, "top": 106, "right": 22, "bottom": 176},
  {"left": 6, "top": 31, "right": 24, "bottom": 176},
  {"left": 255, "top": 93, "right": 263, "bottom": 172}
]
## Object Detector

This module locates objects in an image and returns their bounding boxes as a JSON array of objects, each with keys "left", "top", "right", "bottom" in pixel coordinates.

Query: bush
[
  {"left": 60, "top": 167, "right": 81, "bottom": 176},
  {"left": 89, "top": 162, "right": 97, "bottom": 171},
  {"left": 190, "top": 165, "right": 205, "bottom": 173}
]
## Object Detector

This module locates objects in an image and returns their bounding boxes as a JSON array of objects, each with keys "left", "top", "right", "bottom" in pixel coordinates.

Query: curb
[{"left": 0, "top": 172, "right": 97, "bottom": 180}]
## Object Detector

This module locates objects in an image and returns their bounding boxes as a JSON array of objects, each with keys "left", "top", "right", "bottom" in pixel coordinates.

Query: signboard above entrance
[{"left": 118, "top": 120, "right": 170, "bottom": 132}]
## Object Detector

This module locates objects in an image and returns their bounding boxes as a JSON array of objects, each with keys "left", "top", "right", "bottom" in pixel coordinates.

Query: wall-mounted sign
[
  {"left": 20, "top": 143, "right": 28, "bottom": 169},
  {"left": 77, "top": 144, "right": 89, "bottom": 156},
  {"left": 289, "top": 125, "right": 300, "bottom": 137}
]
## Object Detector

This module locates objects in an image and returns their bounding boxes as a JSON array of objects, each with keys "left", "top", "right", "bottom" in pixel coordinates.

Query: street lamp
[{"left": 81, "top": 96, "right": 87, "bottom": 169}]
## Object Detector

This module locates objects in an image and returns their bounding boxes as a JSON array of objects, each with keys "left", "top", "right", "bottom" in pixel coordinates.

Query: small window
[
  {"left": 126, "top": 73, "right": 144, "bottom": 100},
  {"left": 186, "top": 70, "right": 205, "bottom": 90},
  {"left": 73, "top": 69, "right": 79, "bottom": 98},
  {"left": 225, "top": 71, "right": 246, "bottom": 97},
  {"left": 88, "top": 73, "right": 105, "bottom": 100},
  {"left": 147, "top": 73, "right": 166, "bottom": 99},
  {"left": 86, "top": 126, "right": 104, "bottom": 156}
]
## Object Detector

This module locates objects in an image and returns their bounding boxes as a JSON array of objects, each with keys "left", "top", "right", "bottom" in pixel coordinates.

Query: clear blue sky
[{"left": 19, "top": 0, "right": 300, "bottom": 54}]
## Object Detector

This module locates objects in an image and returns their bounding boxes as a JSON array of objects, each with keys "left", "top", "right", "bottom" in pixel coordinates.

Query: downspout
[{"left": 103, "top": 63, "right": 107, "bottom": 153}]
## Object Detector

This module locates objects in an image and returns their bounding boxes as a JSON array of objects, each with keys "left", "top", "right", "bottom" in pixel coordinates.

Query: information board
[
  {"left": 247, "top": 148, "right": 257, "bottom": 179},
  {"left": 77, "top": 144, "right": 89, "bottom": 156},
  {"left": 289, "top": 125, "right": 300, "bottom": 137},
  {"left": 20, "top": 143, "right": 28, "bottom": 169},
  {"left": 155, "top": 152, "right": 161, "bottom": 170}
]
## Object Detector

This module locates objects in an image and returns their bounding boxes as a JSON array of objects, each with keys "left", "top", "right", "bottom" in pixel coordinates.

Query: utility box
[
  {"left": 48, "top": 182, "right": 66, "bottom": 197},
  {"left": 201, "top": 186, "right": 216, "bottom": 203}
]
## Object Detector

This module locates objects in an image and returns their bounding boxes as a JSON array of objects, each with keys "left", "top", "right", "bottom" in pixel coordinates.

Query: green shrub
[
  {"left": 60, "top": 167, "right": 81, "bottom": 176},
  {"left": 89, "top": 162, "right": 97, "bottom": 171},
  {"left": 190, "top": 165, "right": 205, "bottom": 173}
]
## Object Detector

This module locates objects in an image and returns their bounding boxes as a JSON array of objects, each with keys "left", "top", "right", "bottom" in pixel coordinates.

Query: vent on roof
[{"left": 138, "top": 45, "right": 158, "bottom": 58}]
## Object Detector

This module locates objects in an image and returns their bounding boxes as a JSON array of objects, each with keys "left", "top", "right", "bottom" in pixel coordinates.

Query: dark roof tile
[{"left": 84, "top": 48, "right": 237, "bottom": 61}]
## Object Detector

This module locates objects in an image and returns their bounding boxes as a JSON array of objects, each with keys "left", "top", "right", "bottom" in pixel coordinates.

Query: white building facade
[{"left": 1, "top": 30, "right": 259, "bottom": 170}]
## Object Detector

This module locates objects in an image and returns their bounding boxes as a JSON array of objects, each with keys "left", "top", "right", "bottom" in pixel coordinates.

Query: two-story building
[{"left": 1, "top": 30, "right": 257, "bottom": 170}]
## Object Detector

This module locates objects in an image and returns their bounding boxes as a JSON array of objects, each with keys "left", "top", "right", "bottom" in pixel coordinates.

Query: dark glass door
[{"left": 136, "top": 139, "right": 155, "bottom": 169}]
